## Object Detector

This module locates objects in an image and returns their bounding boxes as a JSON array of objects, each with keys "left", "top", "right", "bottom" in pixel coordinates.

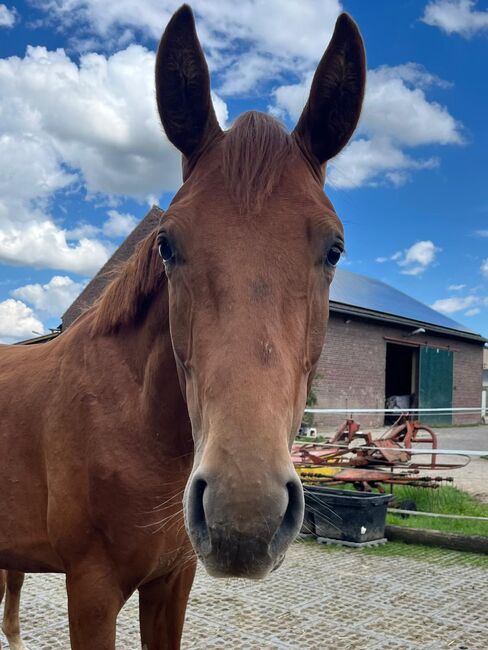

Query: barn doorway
[{"left": 384, "top": 343, "right": 419, "bottom": 424}]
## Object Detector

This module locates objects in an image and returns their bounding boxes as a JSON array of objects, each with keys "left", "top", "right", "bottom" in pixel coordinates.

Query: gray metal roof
[{"left": 330, "top": 268, "right": 484, "bottom": 342}]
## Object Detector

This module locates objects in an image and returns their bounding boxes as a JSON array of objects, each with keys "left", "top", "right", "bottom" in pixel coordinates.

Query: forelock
[{"left": 221, "top": 111, "right": 293, "bottom": 213}]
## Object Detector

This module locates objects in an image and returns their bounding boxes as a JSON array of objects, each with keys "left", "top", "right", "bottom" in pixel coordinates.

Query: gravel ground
[
  {"left": 422, "top": 425, "right": 488, "bottom": 502},
  {"left": 2, "top": 541, "right": 488, "bottom": 650}
]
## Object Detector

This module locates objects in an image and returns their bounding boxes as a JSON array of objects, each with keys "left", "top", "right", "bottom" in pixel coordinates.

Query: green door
[{"left": 419, "top": 347, "right": 454, "bottom": 425}]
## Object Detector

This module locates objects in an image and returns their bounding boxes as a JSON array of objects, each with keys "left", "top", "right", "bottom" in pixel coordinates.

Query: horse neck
[{"left": 81, "top": 282, "right": 193, "bottom": 459}]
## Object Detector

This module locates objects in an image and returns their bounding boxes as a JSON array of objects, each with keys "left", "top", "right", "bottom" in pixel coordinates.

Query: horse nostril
[
  {"left": 270, "top": 478, "right": 304, "bottom": 557},
  {"left": 283, "top": 479, "right": 305, "bottom": 534},
  {"left": 190, "top": 477, "right": 207, "bottom": 526},
  {"left": 187, "top": 477, "right": 211, "bottom": 554}
]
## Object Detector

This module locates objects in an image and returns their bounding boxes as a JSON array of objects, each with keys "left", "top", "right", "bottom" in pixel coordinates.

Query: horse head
[{"left": 155, "top": 4, "right": 365, "bottom": 578}]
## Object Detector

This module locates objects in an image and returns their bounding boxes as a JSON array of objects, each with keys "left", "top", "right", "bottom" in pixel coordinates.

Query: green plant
[{"left": 302, "top": 374, "right": 321, "bottom": 428}]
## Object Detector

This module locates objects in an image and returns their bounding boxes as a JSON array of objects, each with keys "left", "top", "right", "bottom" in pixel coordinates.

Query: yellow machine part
[{"left": 295, "top": 466, "right": 340, "bottom": 479}]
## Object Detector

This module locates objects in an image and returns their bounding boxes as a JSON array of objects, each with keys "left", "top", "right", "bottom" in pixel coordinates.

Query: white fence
[
  {"left": 305, "top": 407, "right": 482, "bottom": 414},
  {"left": 305, "top": 405, "right": 487, "bottom": 422}
]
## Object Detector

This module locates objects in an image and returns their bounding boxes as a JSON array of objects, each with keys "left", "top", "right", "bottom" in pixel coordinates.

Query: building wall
[
  {"left": 483, "top": 348, "right": 488, "bottom": 388},
  {"left": 312, "top": 313, "right": 484, "bottom": 431}
]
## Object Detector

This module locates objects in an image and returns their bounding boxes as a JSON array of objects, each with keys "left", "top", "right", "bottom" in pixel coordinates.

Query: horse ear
[
  {"left": 293, "top": 13, "right": 366, "bottom": 167},
  {"left": 155, "top": 5, "right": 222, "bottom": 160}
]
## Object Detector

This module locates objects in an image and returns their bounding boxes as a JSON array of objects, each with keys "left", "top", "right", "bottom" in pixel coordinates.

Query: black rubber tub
[{"left": 303, "top": 486, "right": 393, "bottom": 543}]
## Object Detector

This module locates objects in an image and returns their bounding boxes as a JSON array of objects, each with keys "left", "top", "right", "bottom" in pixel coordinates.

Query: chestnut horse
[{"left": 0, "top": 5, "right": 365, "bottom": 649}]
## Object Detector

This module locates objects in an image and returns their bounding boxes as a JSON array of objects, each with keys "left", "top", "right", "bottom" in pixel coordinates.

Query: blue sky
[{"left": 0, "top": 0, "right": 487, "bottom": 342}]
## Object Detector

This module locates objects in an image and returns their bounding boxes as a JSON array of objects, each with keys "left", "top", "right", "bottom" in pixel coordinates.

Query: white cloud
[
  {"left": 0, "top": 44, "right": 227, "bottom": 275},
  {"left": 0, "top": 4, "right": 16, "bottom": 28},
  {"left": 65, "top": 223, "right": 100, "bottom": 240},
  {"left": 103, "top": 209, "right": 139, "bottom": 237},
  {"left": 448, "top": 283, "right": 467, "bottom": 290},
  {"left": 361, "top": 64, "right": 463, "bottom": 147},
  {"left": 0, "top": 299, "right": 45, "bottom": 344},
  {"left": 422, "top": 0, "right": 488, "bottom": 37},
  {"left": 378, "top": 240, "right": 441, "bottom": 276},
  {"left": 399, "top": 240, "right": 441, "bottom": 275},
  {"left": 11, "top": 275, "right": 86, "bottom": 317},
  {"left": 376, "top": 251, "right": 402, "bottom": 263},
  {"left": 0, "top": 134, "right": 76, "bottom": 203},
  {"left": 269, "top": 74, "right": 312, "bottom": 122},
  {"left": 0, "top": 45, "right": 227, "bottom": 198},
  {"left": 482, "top": 259, "right": 488, "bottom": 277},
  {"left": 211, "top": 91, "right": 229, "bottom": 126},
  {"left": 476, "top": 229, "right": 488, "bottom": 237},
  {"left": 272, "top": 63, "right": 462, "bottom": 141},
  {"left": 66, "top": 208, "right": 140, "bottom": 244},
  {"left": 431, "top": 292, "right": 488, "bottom": 319},
  {"left": 431, "top": 295, "right": 479, "bottom": 313},
  {"left": 218, "top": 52, "right": 286, "bottom": 96},
  {"left": 272, "top": 63, "right": 462, "bottom": 188},
  {"left": 367, "top": 63, "right": 453, "bottom": 90},
  {"left": 37, "top": 1, "right": 342, "bottom": 91},
  {"left": 0, "top": 208, "right": 112, "bottom": 275},
  {"left": 329, "top": 138, "right": 439, "bottom": 189}
]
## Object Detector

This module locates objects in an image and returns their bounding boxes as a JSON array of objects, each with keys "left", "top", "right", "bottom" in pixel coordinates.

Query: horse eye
[
  {"left": 326, "top": 245, "right": 342, "bottom": 267},
  {"left": 158, "top": 236, "right": 175, "bottom": 263}
]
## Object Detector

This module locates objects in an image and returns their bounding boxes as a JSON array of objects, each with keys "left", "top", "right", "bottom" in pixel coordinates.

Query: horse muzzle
[{"left": 184, "top": 472, "right": 304, "bottom": 579}]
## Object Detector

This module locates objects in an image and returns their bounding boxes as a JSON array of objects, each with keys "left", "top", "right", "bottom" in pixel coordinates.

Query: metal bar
[
  {"left": 388, "top": 509, "right": 488, "bottom": 522},
  {"left": 304, "top": 407, "right": 482, "bottom": 414},
  {"left": 382, "top": 335, "right": 459, "bottom": 352},
  {"left": 312, "top": 445, "right": 488, "bottom": 457}
]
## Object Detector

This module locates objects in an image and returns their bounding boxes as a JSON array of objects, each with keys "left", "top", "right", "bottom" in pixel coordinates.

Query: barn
[
  {"left": 60, "top": 206, "right": 485, "bottom": 429},
  {"left": 316, "top": 271, "right": 484, "bottom": 428}
]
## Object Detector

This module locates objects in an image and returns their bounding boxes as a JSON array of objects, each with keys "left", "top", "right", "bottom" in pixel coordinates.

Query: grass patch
[{"left": 386, "top": 485, "right": 488, "bottom": 537}]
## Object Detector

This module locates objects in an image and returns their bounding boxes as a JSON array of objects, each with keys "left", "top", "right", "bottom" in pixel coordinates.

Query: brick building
[
  {"left": 59, "top": 206, "right": 485, "bottom": 429},
  {"left": 316, "top": 270, "right": 485, "bottom": 428}
]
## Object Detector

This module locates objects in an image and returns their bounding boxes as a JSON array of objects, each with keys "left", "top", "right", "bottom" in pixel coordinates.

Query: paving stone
[{"left": 1, "top": 541, "right": 487, "bottom": 649}]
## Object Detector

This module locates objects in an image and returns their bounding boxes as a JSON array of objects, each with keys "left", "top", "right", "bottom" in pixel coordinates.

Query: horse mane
[
  {"left": 90, "top": 230, "right": 165, "bottom": 336},
  {"left": 221, "top": 111, "right": 293, "bottom": 213}
]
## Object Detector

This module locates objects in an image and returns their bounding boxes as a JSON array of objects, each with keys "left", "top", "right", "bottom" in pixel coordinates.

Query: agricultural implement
[{"left": 292, "top": 414, "right": 468, "bottom": 491}]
